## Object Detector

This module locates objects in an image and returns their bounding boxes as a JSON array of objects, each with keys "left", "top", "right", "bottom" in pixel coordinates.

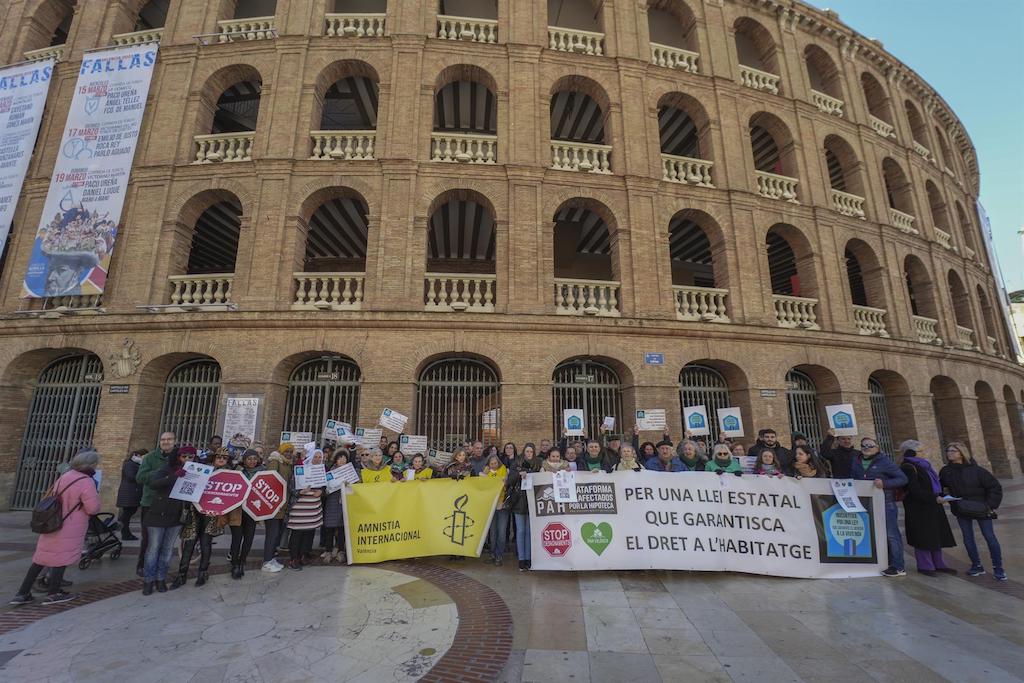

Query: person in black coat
[
  {"left": 898, "top": 440, "right": 956, "bottom": 576},
  {"left": 141, "top": 449, "right": 188, "bottom": 595},
  {"left": 116, "top": 449, "right": 146, "bottom": 541},
  {"left": 506, "top": 459, "right": 533, "bottom": 571},
  {"left": 746, "top": 429, "right": 793, "bottom": 472},
  {"left": 939, "top": 441, "right": 1006, "bottom": 581},
  {"left": 819, "top": 429, "right": 858, "bottom": 479}
]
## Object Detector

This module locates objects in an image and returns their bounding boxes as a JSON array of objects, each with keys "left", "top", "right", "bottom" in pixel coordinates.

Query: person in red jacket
[{"left": 9, "top": 450, "right": 102, "bottom": 606}]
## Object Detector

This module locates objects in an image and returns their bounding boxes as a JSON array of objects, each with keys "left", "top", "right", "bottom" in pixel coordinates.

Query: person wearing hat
[
  {"left": 261, "top": 443, "right": 295, "bottom": 572},
  {"left": 171, "top": 449, "right": 230, "bottom": 589},
  {"left": 227, "top": 449, "right": 262, "bottom": 579},
  {"left": 898, "top": 440, "right": 956, "bottom": 576},
  {"left": 644, "top": 439, "right": 688, "bottom": 472},
  {"left": 286, "top": 448, "right": 325, "bottom": 570}
]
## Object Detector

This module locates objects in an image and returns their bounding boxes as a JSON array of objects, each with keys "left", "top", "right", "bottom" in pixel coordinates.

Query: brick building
[{"left": 0, "top": 0, "right": 1023, "bottom": 509}]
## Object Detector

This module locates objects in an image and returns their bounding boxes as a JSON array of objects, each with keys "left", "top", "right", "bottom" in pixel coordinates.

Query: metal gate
[
  {"left": 158, "top": 359, "right": 221, "bottom": 447},
  {"left": 552, "top": 359, "right": 622, "bottom": 440},
  {"left": 868, "top": 376, "right": 895, "bottom": 456},
  {"left": 283, "top": 357, "right": 361, "bottom": 441},
  {"left": 679, "top": 364, "right": 731, "bottom": 443},
  {"left": 416, "top": 358, "right": 500, "bottom": 452},
  {"left": 786, "top": 369, "right": 822, "bottom": 449},
  {"left": 12, "top": 354, "right": 103, "bottom": 509}
]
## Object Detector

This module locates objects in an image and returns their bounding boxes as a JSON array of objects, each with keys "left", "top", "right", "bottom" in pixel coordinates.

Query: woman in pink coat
[{"left": 9, "top": 450, "right": 102, "bottom": 606}]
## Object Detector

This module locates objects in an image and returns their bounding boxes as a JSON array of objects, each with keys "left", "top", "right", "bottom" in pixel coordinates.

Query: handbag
[{"left": 955, "top": 499, "right": 995, "bottom": 519}]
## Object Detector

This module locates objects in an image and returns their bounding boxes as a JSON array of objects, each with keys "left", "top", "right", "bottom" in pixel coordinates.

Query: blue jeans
[
  {"left": 514, "top": 513, "right": 531, "bottom": 561},
  {"left": 489, "top": 509, "right": 509, "bottom": 558},
  {"left": 145, "top": 525, "right": 182, "bottom": 582},
  {"left": 884, "top": 502, "right": 904, "bottom": 571},
  {"left": 956, "top": 516, "right": 1003, "bottom": 569}
]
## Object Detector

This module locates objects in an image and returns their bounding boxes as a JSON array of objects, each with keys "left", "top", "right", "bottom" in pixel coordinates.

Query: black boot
[
  {"left": 231, "top": 563, "right": 242, "bottom": 580},
  {"left": 142, "top": 582, "right": 154, "bottom": 596},
  {"left": 195, "top": 570, "right": 208, "bottom": 587},
  {"left": 155, "top": 580, "right": 168, "bottom": 593},
  {"left": 169, "top": 575, "right": 187, "bottom": 590},
  {"left": 238, "top": 561, "right": 245, "bottom": 577},
  {"left": 121, "top": 530, "right": 138, "bottom": 541}
]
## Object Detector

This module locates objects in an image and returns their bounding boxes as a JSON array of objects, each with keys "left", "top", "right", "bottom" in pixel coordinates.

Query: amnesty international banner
[
  {"left": 22, "top": 44, "right": 157, "bottom": 298},
  {"left": 527, "top": 471, "right": 886, "bottom": 579},
  {"left": 342, "top": 477, "right": 503, "bottom": 564},
  {"left": 0, "top": 59, "right": 54, "bottom": 253}
]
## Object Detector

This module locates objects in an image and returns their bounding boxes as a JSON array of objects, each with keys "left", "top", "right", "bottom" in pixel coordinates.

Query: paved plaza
[{"left": 1, "top": 483, "right": 1023, "bottom": 682}]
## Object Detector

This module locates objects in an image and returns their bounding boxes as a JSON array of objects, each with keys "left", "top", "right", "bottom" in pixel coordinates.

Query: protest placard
[
  {"left": 563, "top": 409, "right": 585, "bottom": 436},
  {"left": 295, "top": 462, "right": 327, "bottom": 489},
  {"left": 830, "top": 479, "right": 867, "bottom": 513},
  {"left": 399, "top": 434, "right": 428, "bottom": 454},
  {"left": 326, "top": 463, "right": 359, "bottom": 492},
  {"left": 826, "top": 404, "right": 858, "bottom": 436},
  {"left": 553, "top": 470, "right": 578, "bottom": 503},
  {"left": 429, "top": 449, "right": 453, "bottom": 469},
  {"left": 602, "top": 416, "right": 615, "bottom": 431},
  {"left": 378, "top": 408, "right": 408, "bottom": 433},
  {"left": 683, "top": 405, "right": 711, "bottom": 436},
  {"left": 170, "top": 461, "right": 213, "bottom": 503},
  {"left": 717, "top": 407, "right": 745, "bottom": 437},
  {"left": 280, "top": 431, "right": 313, "bottom": 447},
  {"left": 635, "top": 409, "right": 667, "bottom": 431},
  {"left": 354, "top": 427, "right": 383, "bottom": 448}
]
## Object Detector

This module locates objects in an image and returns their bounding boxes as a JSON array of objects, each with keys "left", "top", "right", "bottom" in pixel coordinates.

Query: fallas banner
[
  {"left": 0, "top": 59, "right": 54, "bottom": 255},
  {"left": 22, "top": 44, "right": 157, "bottom": 298},
  {"left": 527, "top": 471, "right": 886, "bottom": 578},
  {"left": 342, "top": 477, "right": 503, "bottom": 563}
]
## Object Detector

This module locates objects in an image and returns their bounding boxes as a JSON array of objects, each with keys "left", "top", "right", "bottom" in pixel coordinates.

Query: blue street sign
[{"left": 644, "top": 353, "right": 664, "bottom": 365}]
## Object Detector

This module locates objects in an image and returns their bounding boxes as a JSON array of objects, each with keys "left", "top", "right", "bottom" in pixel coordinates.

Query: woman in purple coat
[{"left": 9, "top": 450, "right": 102, "bottom": 606}]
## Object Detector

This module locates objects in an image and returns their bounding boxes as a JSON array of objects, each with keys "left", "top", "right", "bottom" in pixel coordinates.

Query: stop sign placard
[
  {"left": 541, "top": 522, "right": 572, "bottom": 557},
  {"left": 195, "top": 469, "right": 250, "bottom": 516},
  {"left": 243, "top": 470, "right": 287, "bottom": 521}
]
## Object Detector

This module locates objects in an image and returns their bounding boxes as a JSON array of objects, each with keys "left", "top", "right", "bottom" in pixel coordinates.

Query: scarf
[
  {"left": 618, "top": 456, "right": 639, "bottom": 471},
  {"left": 793, "top": 461, "right": 817, "bottom": 478},
  {"left": 903, "top": 452, "right": 941, "bottom": 494}
]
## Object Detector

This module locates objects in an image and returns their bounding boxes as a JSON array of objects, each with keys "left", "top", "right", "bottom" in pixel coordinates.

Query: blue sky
[{"left": 807, "top": 0, "right": 1024, "bottom": 292}]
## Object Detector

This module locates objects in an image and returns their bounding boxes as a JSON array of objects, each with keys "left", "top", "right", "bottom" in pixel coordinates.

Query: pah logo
[
  {"left": 831, "top": 411, "right": 853, "bottom": 429},
  {"left": 688, "top": 412, "right": 707, "bottom": 429},
  {"left": 442, "top": 494, "right": 476, "bottom": 546},
  {"left": 722, "top": 415, "right": 740, "bottom": 431},
  {"left": 566, "top": 415, "right": 582, "bottom": 431}
]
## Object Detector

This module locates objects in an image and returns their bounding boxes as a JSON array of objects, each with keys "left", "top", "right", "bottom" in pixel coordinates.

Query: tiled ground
[{"left": 0, "top": 483, "right": 1022, "bottom": 682}]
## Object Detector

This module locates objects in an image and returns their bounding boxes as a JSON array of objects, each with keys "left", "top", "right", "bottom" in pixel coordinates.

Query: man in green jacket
[{"left": 134, "top": 432, "right": 177, "bottom": 575}]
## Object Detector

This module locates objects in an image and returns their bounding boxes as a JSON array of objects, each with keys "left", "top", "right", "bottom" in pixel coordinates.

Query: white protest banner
[
  {"left": 527, "top": 471, "right": 885, "bottom": 579},
  {"left": 717, "top": 407, "right": 744, "bottom": 438},
  {"left": 323, "top": 419, "right": 353, "bottom": 442},
  {"left": 563, "top": 409, "right": 585, "bottom": 436},
  {"left": 294, "top": 462, "right": 327, "bottom": 489},
  {"left": 224, "top": 396, "right": 259, "bottom": 447},
  {"left": 683, "top": 405, "right": 711, "bottom": 436},
  {"left": 355, "top": 427, "right": 383, "bottom": 448},
  {"left": 0, "top": 60, "right": 53, "bottom": 253},
  {"left": 602, "top": 416, "right": 615, "bottom": 431},
  {"left": 326, "top": 463, "right": 359, "bottom": 492},
  {"left": 22, "top": 45, "right": 158, "bottom": 298},
  {"left": 553, "top": 470, "right": 578, "bottom": 503},
  {"left": 830, "top": 479, "right": 867, "bottom": 513},
  {"left": 378, "top": 408, "right": 408, "bottom": 434},
  {"left": 429, "top": 449, "right": 452, "bottom": 469},
  {"left": 279, "top": 431, "right": 313, "bottom": 448},
  {"left": 635, "top": 409, "right": 666, "bottom": 432},
  {"left": 825, "top": 404, "right": 858, "bottom": 436},
  {"left": 170, "top": 461, "right": 213, "bottom": 503},
  {"left": 399, "top": 434, "right": 428, "bottom": 454}
]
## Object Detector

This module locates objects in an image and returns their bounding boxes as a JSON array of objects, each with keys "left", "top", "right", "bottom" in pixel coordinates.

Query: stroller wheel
[
  {"left": 78, "top": 558, "right": 91, "bottom": 570},
  {"left": 111, "top": 547, "right": 122, "bottom": 560}
]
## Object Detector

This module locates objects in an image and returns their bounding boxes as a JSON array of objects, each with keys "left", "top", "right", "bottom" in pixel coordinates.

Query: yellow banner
[{"left": 342, "top": 477, "right": 503, "bottom": 564}]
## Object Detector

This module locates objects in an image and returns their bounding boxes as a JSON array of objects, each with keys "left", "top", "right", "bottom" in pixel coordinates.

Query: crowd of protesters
[{"left": 8, "top": 421, "right": 1009, "bottom": 606}]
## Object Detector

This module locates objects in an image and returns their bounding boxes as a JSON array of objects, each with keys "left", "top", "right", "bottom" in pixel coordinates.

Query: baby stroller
[{"left": 78, "top": 513, "right": 123, "bottom": 569}]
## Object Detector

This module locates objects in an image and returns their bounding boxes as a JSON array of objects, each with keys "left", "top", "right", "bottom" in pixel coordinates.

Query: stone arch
[
  {"left": 844, "top": 238, "right": 886, "bottom": 310},
  {"left": 869, "top": 369, "right": 916, "bottom": 453},
  {"left": 804, "top": 44, "right": 842, "bottom": 99},
  {"left": 548, "top": 0, "right": 603, "bottom": 32},
  {"left": 1003, "top": 384, "right": 1024, "bottom": 473},
  {"left": 311, "top": 59, "right": 380, "bottom": 132},
  {"left": 860, "top": 71, "right": 891, "bottom": 123},
  {"left": 786, "top": 364, "right": 842, "bottom": 447},
  {"left": 823, "top": 133, "right": 865, "bottom": 197},
  {"left": 904, "top": 99, "right": 928, "bottom": 147},
  {"left": 549, "top": 74, "right": 612, "bottom": 145},
  {"left": 925, "top": 180, "right": 951, "bottom": 234},
  {"left": 975, "top": 381, "right": 1010, "bottom": 477},
  {"left": 930, "top": 375, "right": 969, "bottom": 450},
  {"left": 195, "top": 63, "right": 265, "bottom": 137},
  {"left": 552, "top": 196, "right": 620, "bottom": 281},
  {"left": 681, "top": 358, "right": 752, "bottom": 435},
  {"left": 765, "top": 222, "right": 817, "bottom": 298},
  {"left": 668, "top": 208, "right": 727, "bottom": 289},
  {"left": 19, "top": 0, "right": 74, "bottom": 54},
  {"left": 733, "top": 15, "right": 778, "bottom": 74},
  {"left": 295, "top": 186, "right": 371, "bottom": 273},
  {"left": 657, "top": 91, "right": 714, "bottom": 161},
  {"left": 882, "top": 157, "right": 914, "bottom": 216},
  {"left": 433, "top": 64, "right": 498, "bottom": 135},
  {"left": 749, "top": 111, "right": 797, "bottom": 178},
  {"left": 647, "top": 0, "right": 699, "bottom": 54},
  {"left": 954, "top": 201, "right": 977, "bottom": 253},
  {"left": 129, "top": 351, "right": 222, "bottom": 450},
  {"left": 169, "top": 189, "right": 246, "bottom": 278},
  {"left": 904, "top": 254, "right": 938, "bottom": 320},
  {"left": 946, "top": 269, "right": 973, "bottom": 331}
]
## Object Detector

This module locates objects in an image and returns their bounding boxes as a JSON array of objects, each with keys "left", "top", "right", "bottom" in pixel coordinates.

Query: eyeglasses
[{"left": 860, "top": 444, "right": 877, "bottom": 450}]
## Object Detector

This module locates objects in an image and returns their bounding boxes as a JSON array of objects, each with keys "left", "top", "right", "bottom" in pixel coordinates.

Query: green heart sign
[{"left": 581, "top": 522, "right": 613, "bottom": 556}]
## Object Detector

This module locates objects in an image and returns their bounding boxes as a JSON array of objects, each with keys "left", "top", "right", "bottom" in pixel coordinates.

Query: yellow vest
[
  {"left": 413, "top": 467, "right": 433, "bottom": 480},
  {"left": 361, "top": 467, "right": 392, "bottom": 484}
]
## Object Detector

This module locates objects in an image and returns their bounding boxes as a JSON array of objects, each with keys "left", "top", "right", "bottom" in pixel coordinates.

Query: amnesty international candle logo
[
  {"left": 442, "top": 494, "right": 476, "bottom": 546},
  {"left": 810, "top": 494, "right": 877, "bottom": 564}
]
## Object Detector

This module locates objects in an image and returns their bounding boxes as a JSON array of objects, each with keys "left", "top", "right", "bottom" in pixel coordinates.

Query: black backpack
[{"left": 30, "top": 475, "right": 89, "bottom": 534}]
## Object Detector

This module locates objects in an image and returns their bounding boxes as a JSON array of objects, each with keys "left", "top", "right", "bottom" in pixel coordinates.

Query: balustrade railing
[
  {"left": 673, "top": 286, "right": 729, "bottom": 323},
  {"left": 649, "top": 43, "right": 699, "bottom": 73},
  {"left": 194, "top": 132, "right": 254, "bottom": 163},
  {"left": 436, "top": 15, "right": 497, "bottom": 43},
  {"left": 755, "top": 171, "right": 799, "bottom": 203},
  {"left": 773, "top": 294, "right": 819, "bottom": 329},
  {"left": 963, "top": 246, "right": 977, "bottom": 261},
  {"left": 912, "top": 315, "right": 941, "bottom": 345},
  {"left": 987, "top": 336, "right": 998, "bottom": 354},
  {"left": 24, "top": 45, "right": 64, "bottom": 62},
  {"left": 888, "top": 207, "right": 917, "bottom": 234},
  {"left": 551, "top": 141, "right": 611, "bottom": 174},
  {"left": 852, "top": 305, "right": 888, "bottom": 337},
  {"left": 430, "top": 132, "right": 497, "bottom": 164},
  {"left": 935, "top": 228, "right": 953, "bottom": 250},
  {"left": 830, "top": 189, "right": 866, "bottom": 219},
  {"left": 870, "top": 115, "right": 895, "bottom": 138},
  {"left": 810, "top": 90, "right": 844, "bottom": 117},
  {"left": 548, "top": 26, "right": 604, "bottom": 55},
  {"left": 325, "top": 13, "right": 385, "bottom": 36},
  {"left": 554, "top": 278, "right": 620, "bottom": 317},
  {"left": 913, "top": 141, "right": 933, "bottom": 162},
  {"left": 738, "top": 65, "right": 780, "bottom": 94},
  {"left": 216, "top": 17, "right": 275, "bottom": 41},
  {"left": 112, "top": 28, "right": 163, "bottom": 45},
  {"left": 30, "top": 295, "right": 105, "bottom": 313},
  {"left": 955, "top": 325, "right": 975, "bottom": 350},
  {"left": 661, "top": 154, "right": 714, "bottom": 187},
  {"left": 310, "top": 130, "right": 375, "bottom": 160},
  {"left": 169, "top": 275, "right": 233, "bottom": 307},
  {"left": 424, "top": 274, "right": 496, "bottom": 313},
  {"left": 292, "top": 273, "right": 364, "bottom": 310}
]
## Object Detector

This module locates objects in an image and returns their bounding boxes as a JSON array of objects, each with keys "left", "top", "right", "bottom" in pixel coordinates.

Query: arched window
[
  {"left": 13, "top": 354, "right": 103, "bottom": 509},
  {"left": 860, "top": 72, "right": 891, "bottom": 126},
  {"left": 882, "top": 158, "right": 914, "bottom": 231},
  {"left": 647, "top": 0, "right": 699, "bottom": 71},
  {"left": 416, "top": 357, "right": 501, "bottom": 451},
  {"left": 975, "top": 381, "right": 1010, "bottom": 478},
  {"left": 868, "top": 376, "right": 894, "bottom": 456},
  {"left": 425, "top": 192, "right": 496, "bottom": 312},
  {"left": 230, "top": 0, "right": 277, "bottom": 20},
  {"left": 1003, "top": 385, "right": 1024, "bottom": 474},
  {"left": 844, "top": 240, "right": 886, "bottom": 331},
  {"left": 159, "top": 359, "right": 222, "bottom": 447},
  {"left": 550, "top": 88, "right": 606, "bottom": 145},
  {"left": 302, "top": 192, "right": 368, "bottom": 273},
  {"left": 766, "top": 224, "right": 816, "bottom": 301},
  {"left": 805, "top": 45, "right": 843, "bottom": 114},
  {"left": 679, "top": 364, "right": 730, "bottom": 442},
  {"left": 904, "top": 255, "right": 937, "bottom": 319},
  {"left": 552, "top": 359, "right": 622, "bottom": 440},
  {"left": 134, "top": 0, "right": 169, "bottom": 31},
  {"left": 786, "top": 369, "right": 822, "bottom": 448},
  {"left": 750, "top": 112, "right": 798, "bottom": 200},
  {"left": 23, "top": 1, "right": 73, "bottom": 56},
  {"left": 438, "top": 0, "right": 496, "bottom": 19},
  {"left": 669, "top": 212, "right": 714, "bottom": 288},
  {"left": 734, "top": 16, "right": 779, "bottom": 93},
  {"left": 211, "top": 81, "right": 262, "bottom": 134},
  {"left": 934, "top": 126, "right": 955, "bottom": 171},
  {"left": 553, "top": 200, "right": 620, "bottom": 315},
  {"left": 947, "top": 270, "right": 973, "bottom": 337},
  {"left": 976, "top": 286, "right": 999, "bottom": 353},
  {"left": 186, "top": 199, "right": 242, "bottom": 275},
  {"left": 550, "top": 76, "right": 611, "bottom": 173},
  {"left": 433, "top": 72, "right": 497, "bottom": 135},
  {"left": 283, "top": 357, "right": 361, "bottom": 441},
  {"left": 904, "top": 100, "right": 928, "bottom": 150},
  {"left": 954, "top": 202, "right": 977, "bottom": 255},
  {"left": 321, "top": 74, "right": 378, "bottom": 131},
  {"left": 926, "top": 181, "right": 951, "bottom": 238},
  {"left": 869, "top": 370, "right": 916, "bottom": 455},
  {"left": 548, "top": 0, "right": 602, "bottom": 33},
  {"left": 930, "top": 375, "right": 968, "bottom": 449}
]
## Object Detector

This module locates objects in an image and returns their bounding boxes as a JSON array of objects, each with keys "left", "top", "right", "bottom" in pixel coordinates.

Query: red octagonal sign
[
  {"left": 243, "top": 471, "right": 287, "bottom": 521},
  {"left": 541, "top": 522, "right": 572, "bottom": 558},
  {"left": 195, "top": 469, "right": 250, "bottom": 516}
]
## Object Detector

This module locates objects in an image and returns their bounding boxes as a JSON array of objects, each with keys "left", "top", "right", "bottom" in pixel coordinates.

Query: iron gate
[
  {"left": 158, "top": 359, "right": 221, "bottom": 447},
  {"left": 283, "top": 357, "right": 361, "bottom": 441},
  {"left": 13, "top": 354, "right": 103, "bottom": 509},
  {"left": 416, "top": 358, "right": 500, "bottom": 452},
  {"left": 786, "top": 369, "right": 823, "bottom": 449},
  {"left": 679, "top": 364, "right": 731, "bottom": 443},
  {"left": 868, "top": 376, "right": 895, "bottom": 455},
  {"left": 552, "top": 359, "right": 622, "bottom": 440}
]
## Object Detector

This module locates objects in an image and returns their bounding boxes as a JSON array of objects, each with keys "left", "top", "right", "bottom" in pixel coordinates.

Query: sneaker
[
  {"left": 994, "top": 568, "right": 1008, "bottom": 582},
  {"left": 41, "top": 591, "right": 78, "bottom": 605},
  {"left": 881, "top": 567, "right": 906, "bottom": 577},
  {"left": 261, "top": 560, "right": 283, "bottom": 573},
  {"left": 9, "top": 593, "right": 34, "bottom": 606},
  {"left": 967, "top": 566, "right": 986, "bottom": 577}
]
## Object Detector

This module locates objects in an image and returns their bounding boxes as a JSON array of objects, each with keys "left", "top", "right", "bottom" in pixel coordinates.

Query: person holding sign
[
  {"left": 580, "top": 440, "right": 610, "bottom": 473},
  {"left": 645, "top": 440, "right": 687, "bottom": 472},
  {"left": 939, "top": 442, "right": 1006, "bottom": 581},
  {"left": 407, "top": 453, "right": 434, "bottom": 480},
  {"left": 261, "top": 444, "right": 294, "bottom": 573},
  {"left": 286, "top": 449, "right": 324, "bottom": 570},
  {"left": 898, "top": 440, "right": 956, "bottom": 577},
  {"left": 482, "top": 455, "right": 509, "bottom": 565},
  {"left": 850, "top": 437, "right": 908, "bottom": 577},
  {"left": 141, "top": 447, "right": 190, "bottom": 595},
  {"left": 320, "top": 451, "right": 349, "bottom": 564},
  {"left": 360, "top": 450, "right": 393, "bottom": 483},
  {"left": 227, "top": 450, "right": 263, "bottom": 579},
  {"left": 820, "top": 428, "right": 858, "bottom": 479},
  {"left": 389, "top": 450, "right": 409, "bottom": 480},
  {"left": 171, "top": 449, "right": 230, "bottom": 589}
]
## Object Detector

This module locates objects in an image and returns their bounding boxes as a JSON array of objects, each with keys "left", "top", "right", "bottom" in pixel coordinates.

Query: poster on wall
[
  {"left": 223, "top": 396, "right": 260, "bottom": 449},
  {"left": 21, "top": 44, "right": 158, "bottom": 298},
  {"left": 0, "top": 59, "right": 54, "bottom": 253}
]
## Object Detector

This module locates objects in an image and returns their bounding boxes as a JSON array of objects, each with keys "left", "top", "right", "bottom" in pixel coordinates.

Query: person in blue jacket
[
  {"left": 644, "top": 439, "right": 689, "bottom": 472},
  {"left": 850, "top": 437, "right": 909, "bottom": 577}
]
